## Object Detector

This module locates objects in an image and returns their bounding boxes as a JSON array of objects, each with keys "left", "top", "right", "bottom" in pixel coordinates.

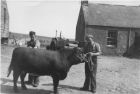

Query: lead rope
[{"left": 86, "top": 55, "right": 94, "bottom": 72}]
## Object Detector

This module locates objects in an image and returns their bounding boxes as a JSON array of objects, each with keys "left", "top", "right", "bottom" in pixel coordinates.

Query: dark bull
[{"left": 7, "top": 47, "right": 86, "bottom": 94}]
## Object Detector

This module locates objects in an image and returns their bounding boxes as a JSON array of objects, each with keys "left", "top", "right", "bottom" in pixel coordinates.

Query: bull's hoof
[
  {"left": 22, "top": 86, "right": 27, "bottom": 90},
  {"left": 25, "top": 81, "right": 32, "bottom": 85},
  {"left": 32, "top": 83, "right": 39, "bottom": 87}
]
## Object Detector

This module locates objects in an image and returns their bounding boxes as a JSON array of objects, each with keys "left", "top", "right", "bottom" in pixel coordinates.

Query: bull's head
[{"left": 68, "top": 47, "right": 86, "bottom": 65}]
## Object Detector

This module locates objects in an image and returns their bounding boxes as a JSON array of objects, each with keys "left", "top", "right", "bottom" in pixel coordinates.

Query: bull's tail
[
  {"left": 7, "top": 62, "right": 13, "bottom": 77},
  {"left": 7, "top": 48, "right": 16, "bottom": 77}
]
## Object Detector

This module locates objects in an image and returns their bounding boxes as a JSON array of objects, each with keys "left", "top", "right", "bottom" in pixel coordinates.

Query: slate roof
[{"left": 82, "top": 3, "right": 140, "bottom": 28}]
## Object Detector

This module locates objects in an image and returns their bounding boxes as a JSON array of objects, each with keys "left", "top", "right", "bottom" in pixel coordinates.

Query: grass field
[{"left": 1, "top": 45, "right": 140, "bottom": 94}]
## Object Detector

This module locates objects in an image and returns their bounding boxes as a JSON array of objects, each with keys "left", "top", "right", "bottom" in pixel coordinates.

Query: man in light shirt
[
  {"left": 26, "top": 31, "right": 40, "bottom": 87},
  {"left": 80, "top": 35, "right": 102, "bottom": 93}
]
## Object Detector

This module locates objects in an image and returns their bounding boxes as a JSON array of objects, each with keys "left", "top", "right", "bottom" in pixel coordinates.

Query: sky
[{"left": 6, "top": 0, "right": 140, "bottom": 39}]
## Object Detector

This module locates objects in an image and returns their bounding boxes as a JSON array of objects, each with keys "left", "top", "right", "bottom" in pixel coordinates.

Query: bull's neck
[{"left": 60, "top": 50, "right": 73, "bottom": 72}]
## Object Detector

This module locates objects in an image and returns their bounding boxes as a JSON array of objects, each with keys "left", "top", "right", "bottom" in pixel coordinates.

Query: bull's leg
[
  {"left": 20, "top": 71, "right": 27, "bottom": 90},
  {"left": 52, "top": 76, "right": 59, "bottom": 94},
  {"left": 13, "top": 69, "right": 21, "bottom": 92}
]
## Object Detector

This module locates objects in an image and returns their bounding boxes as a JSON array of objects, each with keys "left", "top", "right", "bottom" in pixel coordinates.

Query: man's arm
[
  {"left": 35, "top": 40, "right": 40, "bottom": 48},
  {"left": 90, "top": 43, "right": 102, "bottom": 56}
]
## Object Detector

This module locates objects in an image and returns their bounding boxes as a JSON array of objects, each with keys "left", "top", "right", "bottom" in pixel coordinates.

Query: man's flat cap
[
  {"left": 29, "top": 31, "right": 35, "bottom": 36},
  {"left": 86, "top": 35, "right": 93, "bottom": 39}
]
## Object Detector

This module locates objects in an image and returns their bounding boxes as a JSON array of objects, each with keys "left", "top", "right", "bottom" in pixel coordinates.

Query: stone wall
[{"left": 85, "top": 26, "right": 136, "bottom": 55}]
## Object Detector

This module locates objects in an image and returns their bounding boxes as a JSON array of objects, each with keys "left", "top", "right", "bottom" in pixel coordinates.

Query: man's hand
[
  {"left": 87, "top": 52, "right": 101, "bottom": 56},
  {"left": 34, "top": 46, "right": 37, "bottom": 48},
  {"left": 87, "top": 52, "right": 93, "bottom": 56}
]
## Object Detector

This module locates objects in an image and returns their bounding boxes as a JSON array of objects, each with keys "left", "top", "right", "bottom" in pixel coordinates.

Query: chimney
[{"left": 81, "top": 0, "right": 88, "bottom": 6}]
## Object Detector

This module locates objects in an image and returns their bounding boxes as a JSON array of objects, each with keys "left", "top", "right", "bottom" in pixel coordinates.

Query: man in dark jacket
[
  {"left": 26, "top": 31, "right": 40, "bottom": 87},
  {"left": 80, "top": 35, "right": 101, "bottom": 93}
]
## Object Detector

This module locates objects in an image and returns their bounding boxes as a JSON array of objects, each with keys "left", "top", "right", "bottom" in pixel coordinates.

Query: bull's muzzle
[{"left": 70, "top": 47, "right": 87, "bottom": 64}]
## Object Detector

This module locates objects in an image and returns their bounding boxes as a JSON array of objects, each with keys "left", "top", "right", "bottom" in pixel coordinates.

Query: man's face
[
  {"left": 89, "top": 37, "right": 93, "bottom": 42},
  {"left": 86, "top": 37, "right": 93, "bottom": 43}
]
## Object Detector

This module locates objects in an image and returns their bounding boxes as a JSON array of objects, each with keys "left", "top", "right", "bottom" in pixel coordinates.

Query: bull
[{"left": 7, "top": 46, "right": 85, "bottom": 94}]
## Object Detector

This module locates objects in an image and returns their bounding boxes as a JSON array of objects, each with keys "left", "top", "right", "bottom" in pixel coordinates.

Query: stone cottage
[{"left": 76, "top": 0, "right": 140, "bottom": 55}]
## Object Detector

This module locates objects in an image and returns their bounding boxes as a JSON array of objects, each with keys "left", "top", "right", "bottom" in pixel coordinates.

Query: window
[{"left": 107, "top": 30, "right": 118, "bottom": 47}]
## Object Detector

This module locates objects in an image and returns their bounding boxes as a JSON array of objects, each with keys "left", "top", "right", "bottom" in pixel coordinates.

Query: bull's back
[{"left": 11, "top": 47, "right": 63, "bottom": 75}]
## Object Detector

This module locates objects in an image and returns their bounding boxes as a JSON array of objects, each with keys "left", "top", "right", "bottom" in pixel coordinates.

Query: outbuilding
[{"left": 76, "top": 0, "right": 140, "bottom": 55}]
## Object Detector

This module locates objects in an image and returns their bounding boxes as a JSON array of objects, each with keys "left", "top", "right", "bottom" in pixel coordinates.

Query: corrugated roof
[{"left": 83, "top": 3, "right": 140, "bottom": 28}]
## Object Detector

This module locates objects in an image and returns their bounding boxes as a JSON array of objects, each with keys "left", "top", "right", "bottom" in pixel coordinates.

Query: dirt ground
[{"left": 1, "top": 45, "right": 140, "bottom": 94}]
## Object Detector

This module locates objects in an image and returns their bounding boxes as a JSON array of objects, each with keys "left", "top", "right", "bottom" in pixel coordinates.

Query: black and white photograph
[{"left": 1, "top": 0, "right": 140, "bottom": 94}]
